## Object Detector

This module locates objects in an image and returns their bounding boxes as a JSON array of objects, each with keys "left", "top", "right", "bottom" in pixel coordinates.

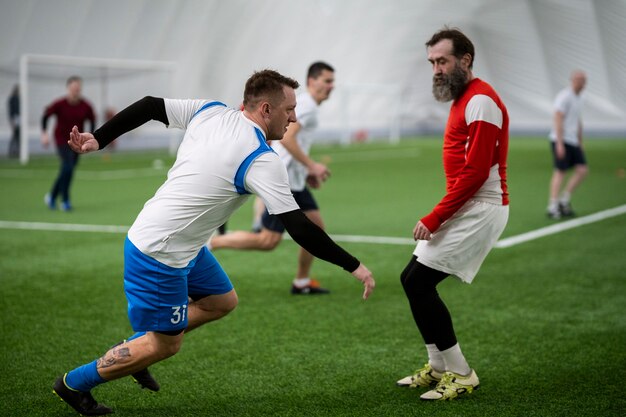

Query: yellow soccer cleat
[
  {"left": 420, "top": 369, "right": 480, "bottom": 400},
  {"left": 396, "top": 363, "right": 443, "bottom": 388}
]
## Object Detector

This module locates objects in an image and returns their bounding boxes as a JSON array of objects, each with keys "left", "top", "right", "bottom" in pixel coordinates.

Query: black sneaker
[
  {"left": 53, "top": 375, "right": 113, "bottom": 416},
  {"left": 559, "top": 202, "right": 575, "bottom": 217},
  {"left": 131, "top": 368, "right": 160, "bottom": 392},
  {"left": 291, "top": 279, "right": 330, "bottom": 295}
]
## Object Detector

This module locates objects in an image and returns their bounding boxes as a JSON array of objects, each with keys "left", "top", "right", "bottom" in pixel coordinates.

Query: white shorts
[{"left": 414, "top": 200, "right": 509, "bottom": 283}]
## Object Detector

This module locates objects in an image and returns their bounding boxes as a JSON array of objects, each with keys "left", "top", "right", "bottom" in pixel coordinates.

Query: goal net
[
  {"left": 18, "top": 54, "right": 176, "bottom": 164},
  {"left": 331, "top": 83, "right": 402, "bottom": 145}
]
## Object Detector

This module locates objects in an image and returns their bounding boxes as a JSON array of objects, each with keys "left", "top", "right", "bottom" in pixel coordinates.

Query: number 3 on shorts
[{"left": 170, "top": 304, "right": 188, "bottom": 325}]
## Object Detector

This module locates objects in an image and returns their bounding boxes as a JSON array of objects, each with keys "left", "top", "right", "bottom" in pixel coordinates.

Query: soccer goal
[
  {"left": 18, "top": 54, "right": 177, "bottom": 164},
  {"left": 335, "top": 83, "right": 402, "bottom": 145}
]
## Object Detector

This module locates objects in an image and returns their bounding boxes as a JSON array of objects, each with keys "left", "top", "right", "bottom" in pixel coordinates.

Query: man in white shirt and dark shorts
[
  {"left": 209, "top": 62, "right": 336, "bottom": 295},
  {"left": 547, "top": 70, "right": 588, "bottom": 219}
]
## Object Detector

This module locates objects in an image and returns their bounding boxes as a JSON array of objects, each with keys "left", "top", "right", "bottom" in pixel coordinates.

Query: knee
[
  {"left": 400, "top": 264, "right": 435, "bottom": 297},
  {"left": 153, "top": 335, "right": 183, "bottom": 360},
  {"left": 258, "top": 232, "right": 281, "bottom": 250},
  {"left": 216, "top": 291, "right": 238, "bottom": 318},
  {"left": 577, "top": 165, "right": 589, "bottom": 178}
]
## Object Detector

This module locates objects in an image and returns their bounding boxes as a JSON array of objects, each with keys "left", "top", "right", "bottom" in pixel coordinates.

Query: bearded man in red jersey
[
  {"left": 42, "top": 75, "right": 96, "bottom": 211},
  {"left": 396, "top": 27, "right": 509, "bottom": 401}
]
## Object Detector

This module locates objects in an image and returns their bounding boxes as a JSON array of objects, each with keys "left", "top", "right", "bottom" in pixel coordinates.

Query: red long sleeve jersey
[
  {"left": 43, "top": 98, "right": 95, "bottom": 146},
  {"left": 421, "top": 78, "right": 509, "bottom": 233}
]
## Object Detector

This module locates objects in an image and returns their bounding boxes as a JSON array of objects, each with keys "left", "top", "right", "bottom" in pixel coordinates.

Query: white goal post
[
  {"left": 19, "top": 54, "right": 177, "bottom": 164},
  {"left": 336, "top": 83, "right": 402, "bottom": 145}
]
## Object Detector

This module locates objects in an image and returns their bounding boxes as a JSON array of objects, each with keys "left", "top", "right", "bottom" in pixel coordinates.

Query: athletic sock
[
  {"left": 65, "top": 360, "right": 106, "bottom": 392},
  {"left": 425, "top": 343, "right": 445, "bottom": 372},
  {"left": 440, "top": 343, "right": 471, "bottom": 376},
  {"left": 547, "top": 199, "right": 559, "bottom": 211},
  {"left": 293, "top": 277, "right": 311, "bottom": 287},
  {"left": 559, "top": 191, "right": 571, "bottom": 204}
]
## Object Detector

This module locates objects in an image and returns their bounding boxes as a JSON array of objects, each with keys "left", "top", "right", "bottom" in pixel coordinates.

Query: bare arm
[
  {"left": 280, "top": 122, "right": 330, "bottom": 184},
  {"left": 554, "top": 111, "right": 565, "bottom": 159}
]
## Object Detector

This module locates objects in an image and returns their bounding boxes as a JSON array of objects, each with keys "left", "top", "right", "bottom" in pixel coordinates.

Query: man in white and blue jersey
[{"left": 52, "top": 70, "right": 375, "bottom": 416}]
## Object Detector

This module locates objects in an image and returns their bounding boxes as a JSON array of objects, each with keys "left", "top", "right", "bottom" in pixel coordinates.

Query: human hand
[
  {"left": 555, "top": 142, "right": 565, "bottom": 160},
  {"left": 413, "top": 221, "right": 432, "bottom": 241},
  {"left": 306, "top": 174, "right": 321, "bottom": 189},
  {"left": 68, "top": 125, "right": 99, "bottom": 153},
  {"left": 351, "top": 263, "right": 375, "bottom": 300},
  {"left": 308, "top": 162, "right": 331, "bottom": 183},
  {"left": 41, "top": 132, "right": 50, "bottom": 149}
]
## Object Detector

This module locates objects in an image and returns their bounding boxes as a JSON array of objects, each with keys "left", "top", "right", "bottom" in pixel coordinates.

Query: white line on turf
[
  {"left": 0, "top": 168, "right": 166, "bottom": 180},
  {"left": 0, "top": 221, "right": 128, "bottom": 233},
  {"left": 494, "top": 204, "right": 626, "bottom": 248},
  {"left": 0, "top": 204, "right": 624, "bottom": 249}
]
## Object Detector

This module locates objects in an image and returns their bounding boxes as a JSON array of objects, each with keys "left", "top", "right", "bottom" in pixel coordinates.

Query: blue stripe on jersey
[
  {"left": 190, "top": 101, "right": 227, "bottom": 121},
  {"left": 234, "top": 127, "right": 274, "bottom": 195}
]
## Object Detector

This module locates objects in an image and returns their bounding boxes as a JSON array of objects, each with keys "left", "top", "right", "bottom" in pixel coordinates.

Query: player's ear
[
  {"left": 461, "top": 53, "right": 472, "bottom": 70},
  {"left": 260, "top": 101, "right": 271, "bottom": 118}
]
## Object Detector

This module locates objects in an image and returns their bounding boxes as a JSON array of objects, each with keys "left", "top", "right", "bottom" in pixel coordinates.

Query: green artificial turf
[{"left": 1, "top": 137, "right": 625, "bottom": 416}]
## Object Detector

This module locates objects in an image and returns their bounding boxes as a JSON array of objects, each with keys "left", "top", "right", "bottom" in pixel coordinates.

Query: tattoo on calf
[{"left": 97, "top": 345, "right": 131, "bottom": 369}]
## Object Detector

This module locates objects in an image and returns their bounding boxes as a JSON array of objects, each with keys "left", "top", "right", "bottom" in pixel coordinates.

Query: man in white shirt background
[
  {"left": 547, "top": 70, "right": 588, "bottom": 219},
  {"left": 209, "top": 62, "right": 337, "bottom": 295}
]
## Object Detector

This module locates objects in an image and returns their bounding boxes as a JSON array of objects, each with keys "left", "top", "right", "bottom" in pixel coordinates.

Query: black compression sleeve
[
  {"left": 278, "top": 210, "right": 360, "bottom": 273},
  {"left": 93, "top": 96, "right": 168, "bottom": 149},
  {"left": 41, "top": 113, "right": 50, "bottom": 131}
]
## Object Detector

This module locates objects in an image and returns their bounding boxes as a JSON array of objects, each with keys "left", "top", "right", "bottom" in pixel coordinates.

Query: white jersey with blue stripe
[{"left": 128, "top": 99, "right": 299, "bottom": 268}]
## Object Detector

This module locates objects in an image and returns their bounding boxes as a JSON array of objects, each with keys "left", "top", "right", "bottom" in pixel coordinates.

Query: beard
[{"left": 432, "top": 62, "right": 468, "bottom": 102}]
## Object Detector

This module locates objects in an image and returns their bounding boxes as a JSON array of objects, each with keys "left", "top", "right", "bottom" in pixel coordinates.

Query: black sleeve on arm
[
  {"left": 278, "top": 209, "right": 360, "bottom": 273},
  {"left": 93, "top": 96, "right": 168, "bottom": 149},
  {"left": 41, "top": 113, "right": 50, "bottom": 131}
]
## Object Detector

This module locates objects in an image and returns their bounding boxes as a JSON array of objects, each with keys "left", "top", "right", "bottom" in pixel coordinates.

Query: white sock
[
  {"left": 559, "top": 191, "right": 571, "bottom": 204},
  {"left": 547, "top": 199, "right": 559, "bottom": 211},
  {"left": 293, "top": 277, "right": 310, "bottom": 287},
  {"left": 440, "top": 343, "right": 471, "bottom": 376},
  {"left": 425, "top": 344, "right": 445, "bottom": 372}
]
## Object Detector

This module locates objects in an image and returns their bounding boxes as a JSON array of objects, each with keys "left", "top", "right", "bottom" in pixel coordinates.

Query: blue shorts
[
  {"left": 261, "top": 187, "right": 318, "bottom": 233},
  {"left": 123, "top": 237, "right": 233, "bottom": 332},
  {"left": 551, "top": 142, "right": 587, "bottom": 171}
]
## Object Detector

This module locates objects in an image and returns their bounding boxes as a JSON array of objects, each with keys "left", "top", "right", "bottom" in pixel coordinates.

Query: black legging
[
  {"left": 400, "top": 255, "right": 458, "bottom": 351},
  {"left": 50, "top": 143, "right": 79, "bottom": 203}
]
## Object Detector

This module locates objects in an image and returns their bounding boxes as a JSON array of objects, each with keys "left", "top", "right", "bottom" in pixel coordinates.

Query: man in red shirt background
[
  {"left": 396, "top": 27, "right": 509, "bottom": 401},
  {"left": 42, "top": 75, "right": 95, "bottom": 211}
]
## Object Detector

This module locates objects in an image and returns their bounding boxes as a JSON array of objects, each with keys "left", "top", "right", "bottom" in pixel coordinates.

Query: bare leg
[
  {"left": 549, "top": 169, "right": 565, "bottom": 201},
  {"left": 564, "top": 164, "right": 588, "bottom": 195},
  {"left": 97, "top": 290, "right": 238, "bottom": 381},
  {"left": 186, "top": 289, "right": 238, "bottom": 331},
  {"left": 210, "top": 228, "right": 282, "bottom": 251},
  {"left": 97, "top": 331, "right": 182, "bottom": 381}
]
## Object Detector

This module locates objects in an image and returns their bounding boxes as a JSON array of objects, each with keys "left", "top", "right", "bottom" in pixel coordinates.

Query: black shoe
[
  {"left": 132, "top": 368, "right": 160, "bottom": 392},
  {"left": 559, "top": 202, "right": 575, "bottom": 217},
  {"left": 53, "top": 375, "right": 113, "bottom": 416},
  {"left": 291, "top": 279, "right": 330, "bottom": 295}
]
